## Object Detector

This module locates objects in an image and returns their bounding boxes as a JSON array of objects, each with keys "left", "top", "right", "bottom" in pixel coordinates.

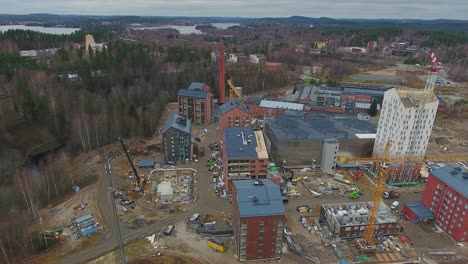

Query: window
[{"left": 260, "top": 220, "right": 264, "bottom": 226}]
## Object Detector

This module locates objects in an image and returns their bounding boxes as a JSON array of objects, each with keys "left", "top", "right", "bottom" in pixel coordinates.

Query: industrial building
[
  {"left": 232, "top": 180, "right": 285, "bottom": 262},
  {"left": 218, "top": 100, "right": 252, "bottom": 136},
  {"left": 373, "top": 88, "right": 438, "bottom": 183},
  {"left": 421, "top": 166, "right": 468, "bottom": 242},
  {"left": 162, "top": 113, "right": 192, "bottom": 162},
  {"left": 222, "top": 127, "right": 269, "bottom": 194},
  {"left": 319, "top": 201, "right": 402, "bottom": 239},
  {"left": 263, "top": 112, "right": 376, "bottom": 167},
  {"left": 177, "top": 82, "right": 213, "bottom": 125},
  {"left": 245, "top": 99, "right": 305, "bottom": 117}
]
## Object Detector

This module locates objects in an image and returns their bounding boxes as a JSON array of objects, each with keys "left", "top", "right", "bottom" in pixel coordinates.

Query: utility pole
[{"left": 104, "top": 148, "right": 126, "bottom": 264}]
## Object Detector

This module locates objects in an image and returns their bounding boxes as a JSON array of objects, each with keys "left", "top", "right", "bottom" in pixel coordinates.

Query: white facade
[
  {"left": 321, "top": 139, "right": 339, "bottom": 172},
  {"left": 373, "top": 88, "right": 439, "bottom": 158},
  {"left": 249, "top": 54, "right": 265, "bottom": 64},
  {"left": 227, "top": 53, "right": 238, "bottom": 63}
]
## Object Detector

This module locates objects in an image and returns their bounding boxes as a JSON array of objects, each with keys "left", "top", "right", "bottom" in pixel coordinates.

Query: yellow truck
[{"left": 207, "top": 240, "right": 226, "bottom": 252}]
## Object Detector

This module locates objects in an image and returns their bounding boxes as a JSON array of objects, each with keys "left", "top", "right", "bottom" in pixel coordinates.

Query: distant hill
[{"left": 0, "top": 14, "right": 467, "bottom": 31}]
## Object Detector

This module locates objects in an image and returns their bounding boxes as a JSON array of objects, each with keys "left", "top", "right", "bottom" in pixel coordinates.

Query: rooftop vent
[
  {"left": 451, "top": 170, "right": 459, "bottom": 175},
  {"left": 455, "top": 167, "right": 462, "bottom": 172},
  {"left": 248, "top": 196, "right": 258, "bottom": 202},
  {"left": 254, "top": 180, "right": 264, "bottom": 186},
  {"left": 463, "top": 172, "right": 468, "bottom": 179}
]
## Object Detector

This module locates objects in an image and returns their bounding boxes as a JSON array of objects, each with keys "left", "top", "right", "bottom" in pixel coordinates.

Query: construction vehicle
[
  {"left": 227, "top": 78, "right": 244, "bottom": 101},
  {"left": 383, "top": 190, "right": 400, "bottom": 199},
  {"left": 207, "top": 239, "right": 226, "bottom": 252},
  {"left": 119, "top": 137, "right": 144, "bottom": 191},
  {"left": 348, "top": 190, "right": 361, "bottom": 199},
  {"left": 337, "top": 141, "right": 468, "bottom": 249},
  {"left": 43, "top": 227, "right": 64, "bottom": 239},
  {"left": 350, "top": 171, "right": 364, "bottom": 181}
]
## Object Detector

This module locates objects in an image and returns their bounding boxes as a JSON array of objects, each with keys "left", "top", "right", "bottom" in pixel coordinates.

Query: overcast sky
[{"left": 1, "top": 0, "right": 467, "bottom": 20}]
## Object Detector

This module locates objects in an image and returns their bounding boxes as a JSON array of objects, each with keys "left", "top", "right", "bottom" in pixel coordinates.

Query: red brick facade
[
  {"left": 219, "top": 107, "right": 252, "bottom": 137},
  {"left": 421, "top": 173, "right": 468, "bottom": 242}
]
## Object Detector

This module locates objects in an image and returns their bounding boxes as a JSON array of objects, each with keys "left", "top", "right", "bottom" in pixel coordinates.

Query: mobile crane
[
  {"left": 119, "top": 137, "right": 144, "bottom": 191},
  {"left": 337, "top": 141, "right": 468, "bottom": 250},
  {"left": 227, "top": 78, "right": 244, "bottom": 102}
]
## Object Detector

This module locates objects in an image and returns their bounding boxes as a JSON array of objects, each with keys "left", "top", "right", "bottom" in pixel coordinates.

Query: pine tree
[{"left": 368, "top": 99, "right": 378, "bottom": 116}]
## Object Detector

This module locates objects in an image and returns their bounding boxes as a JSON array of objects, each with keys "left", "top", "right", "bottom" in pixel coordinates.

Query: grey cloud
[{"left": 0, "top": 0, "right": 467, "bottom": 19}]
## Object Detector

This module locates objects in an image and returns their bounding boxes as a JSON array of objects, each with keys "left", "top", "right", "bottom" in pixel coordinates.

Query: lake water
[
  {"left": 133, "top": 23, "right": 241, "bottom": 35},
  {"left": 0, "top": 25, "right": 79, "bottom": 35}
]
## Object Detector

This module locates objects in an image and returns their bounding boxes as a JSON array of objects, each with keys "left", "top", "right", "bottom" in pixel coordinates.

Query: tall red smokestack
[{"left": 219, "top": 43, "right": 225, "bottom": 104}]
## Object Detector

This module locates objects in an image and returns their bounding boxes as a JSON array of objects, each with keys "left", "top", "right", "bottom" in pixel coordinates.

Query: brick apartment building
[
  {"left": 222, "top": 127, "right": 269, "bottom": 194},
  {"left": 162, "top": 113, "right": 192, "bottom": 162},
  {"left": 232, "top": 179, "right": 285, "bottom": 261},
  {"left": 177, "top": 82, "right": 213, "bottom": 125},
  {"left": 421, "top": 166, "right": 468, "bottom": 242},
  {"left": 219, "top": 100, "right": 252, "bottom": 137}
]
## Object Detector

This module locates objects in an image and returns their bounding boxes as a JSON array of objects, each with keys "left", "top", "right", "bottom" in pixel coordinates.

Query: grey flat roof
[
  {"left": 162, "top": 113, "right": 191, "bottom": 134},
  {"left": 188, "top": 82, "right": 208, "bottom": 91},
  {"left": 431, "top": 166, "right": 468, "bottom": 199},
  {"left": 220, "top": 100, "right": 251, "bottom": 115},
  {"left": 223, "top": 127, "right": 257, "bottom": 159},
  {"left": 178, "top": 89, "right": 208, "bottom": 99},
  {"left": 233, "top": 179, "right": 285, "bottom": 218},
  {"left": 244, "top": 96, "right": 263, "bottom": 105},
  {"left": 341, "top": 85, "right": 389, "bottom": 96},
  {"left": 265, "top": 113, "right": 376, "bottom": 141}
]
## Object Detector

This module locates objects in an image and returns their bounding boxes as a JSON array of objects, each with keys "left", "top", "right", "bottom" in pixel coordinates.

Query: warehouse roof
[
  {"left": 265, "top": 113, "right": 376, "bottom": 141},
  {"left": 259, "top": 100, "right": 305, "bottom": 111},
  {"left": 220, "top": 100, "right": 251, "bottom": 115},
  {"left": 431, "top": 166, "right": 468, "bottom": 199},
  {"left": 223, "top": 127, "right": 258, "bottom": 159},
  {"left": 233, "top": 179, "right": 285, "bottom": 218},
  {"left": 162, "top": 113, "right": 191, "bottom": 134},
  {"left": 177, "top": 89, "right": 209, "bottom": 99}
]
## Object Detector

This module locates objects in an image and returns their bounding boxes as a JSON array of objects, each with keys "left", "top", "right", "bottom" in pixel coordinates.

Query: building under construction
[{"left": 319, "top": 201, "right": 402, "bottom": 239}]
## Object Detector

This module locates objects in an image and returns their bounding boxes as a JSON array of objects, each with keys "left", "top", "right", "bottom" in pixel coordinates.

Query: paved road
[
  {"left": 58, "top": 126, "right": 425, "bottom": 264},
  {"left": 58, "top": 130, "right": 229, "bottom": 264}
]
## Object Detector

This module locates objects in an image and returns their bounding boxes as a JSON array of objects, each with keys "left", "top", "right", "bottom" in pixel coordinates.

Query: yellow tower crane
[
  {"left": 227, "top": 78, "right": 244, "bottom": 102},
  {"left": 337, "top": 141, "right": 468, "bottom": 249}
]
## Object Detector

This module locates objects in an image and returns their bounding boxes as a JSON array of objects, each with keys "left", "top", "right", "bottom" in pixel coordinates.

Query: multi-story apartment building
[
  {"left": 373, "top": 88, "right": 439, "bottom": 183},
  {"left": 373, "top": 88, "right": 438, "bottom": 157},
  {"left": 219, "top": 100, "right": 252, "bottom": 137},
  {"left": 162, "top": 113, "right": 192, "bottom": 162},
  {"left": 177, "top": 82, "right": 213, "bottom": 125},
  {"left": 222, "top": 127, "right": 269, "bottom": 194},
  {"left": 421, "top": 166, "right": 468, "bottom": 242},
  {"left": 232, "top": 179, "right": 285, "bottom": 261}
]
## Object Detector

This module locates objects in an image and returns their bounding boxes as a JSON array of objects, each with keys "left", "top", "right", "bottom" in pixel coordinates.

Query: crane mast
[
  {"left": 338, "top": 141, "right": 468, "bottom": 248},
  {"left": 119, "top": 137, "right": 141, "bottom": 189},
  {"left": 424, "top": 50, "right": 442, "bottom": 91}
]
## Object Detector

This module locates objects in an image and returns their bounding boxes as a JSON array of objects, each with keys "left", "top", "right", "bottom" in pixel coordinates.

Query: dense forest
[{"left": 0, "top": 27, "right": 294, "bottom": 260}]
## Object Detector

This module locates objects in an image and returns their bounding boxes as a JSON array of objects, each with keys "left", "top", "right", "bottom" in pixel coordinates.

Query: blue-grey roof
[
  {"left": 76, "top": 214, "right": 93, "bottom": 224},
  {"left": 431, "top": 166, "right": 468, "bottom": 199},
  {"left": 220, "top": 100, "right": 251, "bottom": 115},
  {"left": 224, "top": 127, "right": 257, "bottom": 160},
  {"left": 138, "top": 160, "right": 155, "bottom": 167},
  {"left": 404, "top": 202, "right": 434, "bottom": 220},
  {"left": 188, "top": 82, "right": 208, "bottom": 91},
  {"left": 233, "top": 179, "right": 285, "bottom": 218},
  {"left": 178, "top": 89, "right": 209, "bottom": 99},
  {"left": 162, "top": 113, "right": 191, "bottom": 134},
  {"left": 264, "top": 112, "right": 376, "bottom": 141}
]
